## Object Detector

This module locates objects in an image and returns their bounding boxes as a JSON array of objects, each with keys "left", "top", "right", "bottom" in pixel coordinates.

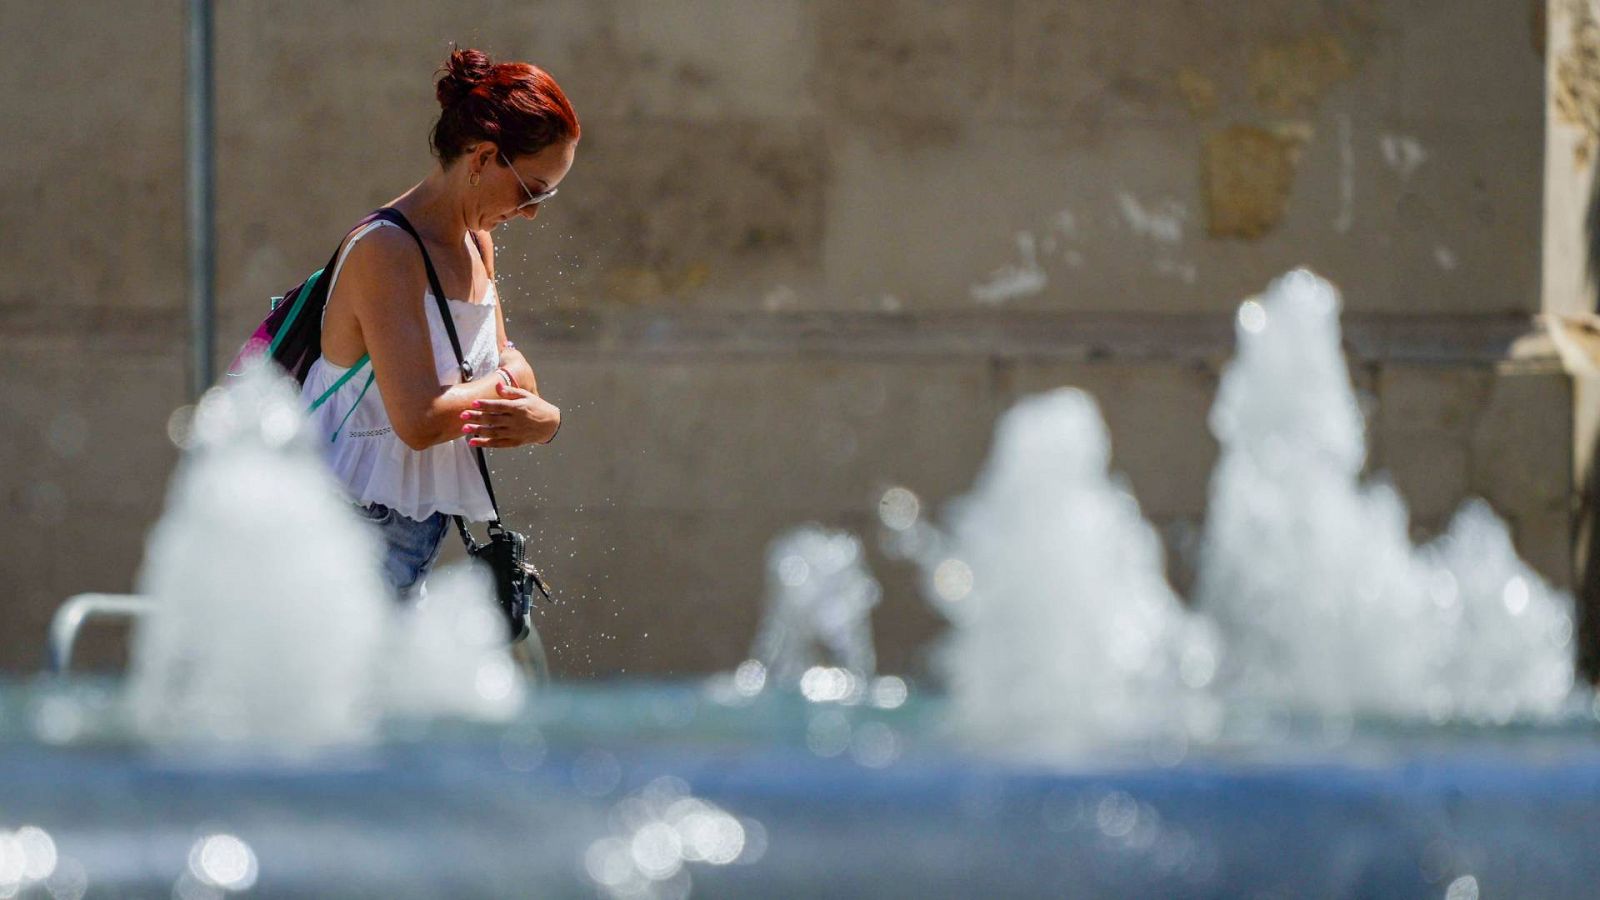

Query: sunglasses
[{"left": 501, "top": 152, "right": 557, "bottom": 209}]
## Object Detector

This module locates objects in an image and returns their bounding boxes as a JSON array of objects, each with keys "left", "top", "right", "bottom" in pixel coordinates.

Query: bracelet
[{"left": 495, "top": 366, "right": 518, "bottom": 389}]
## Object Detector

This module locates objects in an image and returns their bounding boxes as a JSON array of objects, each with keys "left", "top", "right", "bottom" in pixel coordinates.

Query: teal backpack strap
[
  {"left": 308, "top": 353, "right": 370, "bottom": 412},
  {"left": 329, "top": 369, "right": 377, "bottom": 444},
  {"left": 305, "top": 353, "right": 375, "bottom": 444},
  {"left": 266, "top": 268, "right": 324, "bottom": 358}
]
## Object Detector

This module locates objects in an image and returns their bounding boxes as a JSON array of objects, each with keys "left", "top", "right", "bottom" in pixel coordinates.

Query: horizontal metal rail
[
  {"left": 48, "top": 593, "right": 552, "bottom": 685},
  {"left": 48, "top": 594, "right": 155, "bottom": 675}
]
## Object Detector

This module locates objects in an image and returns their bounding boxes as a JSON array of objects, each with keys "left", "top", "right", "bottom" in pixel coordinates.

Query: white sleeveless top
[{"left": 300, "top": 219, "right": 500, "bottom": 522}]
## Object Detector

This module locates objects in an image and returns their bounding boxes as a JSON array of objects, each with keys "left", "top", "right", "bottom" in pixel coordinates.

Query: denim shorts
[{"left": 358, "top": 502, "right": 450, "bottom": 599}]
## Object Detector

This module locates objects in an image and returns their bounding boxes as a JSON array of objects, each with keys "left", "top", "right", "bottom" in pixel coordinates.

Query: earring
[{"left": 469, "top": 172, "right": 481, "bottom": 187}]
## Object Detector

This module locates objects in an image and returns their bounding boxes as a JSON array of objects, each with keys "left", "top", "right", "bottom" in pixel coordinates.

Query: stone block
[
  {"left": 491, "top": 355, "right": 1001, "bottom": 678},
  {"left": 1017, "top": 0, "right": 1408, "bottom": 118},
  {"left": 1375, "top": 364, "right": 1495, "bottom": 437},
  {"left": 995, "top": 361, "right": 1220, "bottom": 519},
  {"left": 863, "top": 534, "right": 953, "bottom": 679},
  {"left": 1388, "top": 119, "right": 1544, "bottom": 315},
  {"left": 494, "top": 119, "right": 827, "bottom": 309},
  {"left": 822, "top": 122, "right": 1224, "bottom": 313},
  {"left": 1369, "top": 364, "right": 1499, "bottom": 521},
  {"left": 490, "top": 0, "right": 645, "bottom": 121},
  {"left": 814, "top": 0, "right": 1011, "bottom": 132},
  {"left": 1012, "top": 0, "right": 1404, "bottom": 122},
  {"left": 1514, "top": 508, "right": 1576, "bottom": 592},
  {"left": 1192, "top": 96, "right": 1430, "bottom": 316},
  {"left": 0, "top": 502, "right": 158, "bottom": 674},
  {"left": 1469, "top": 367, "right": 1573, "bottom": 516},
  {"left": 0, "top": 340, "right": 185, "bottom": 673},
  {"left": 819, "top": 98, "right": 1489, "bottom": 317},
  {"left": 1010, "top": 0, "right": 1251, "bottom": 124},
  {"left": 1187, "top": 99, "right": 1540, "bottom": 317},
  {"left": 0, "top": 2, "right": 185, "bottom": 315},
  {"left": 631, "top": 0, "right": 817, "bottom": 121},
  {"left": 0, "top": 342, "right": 184, "bottom": 516},
  {"left": 1393, "top": 0, "right": 1546, "bottom": 126},
  {"left": 1370, "top": 431, "right": 1472, "bottom": 522},
  {"left": 559, "top": 358, "right": 999, "bottom": 515},
  {"left": 518, "top": 505, "right": 950, "bottom": 679},
  {"left": 516, "top": 508, "right": 788, "bottom": 677}
]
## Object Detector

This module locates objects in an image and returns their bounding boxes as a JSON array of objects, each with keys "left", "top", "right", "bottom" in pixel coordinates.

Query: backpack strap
[
  {"left": 265, "top": 268, "right": 325, "bottom": 360},
  {"left": 308, "top": 352, "right": 370, "bottom": 411},
  {"left": 329, "top": 369, "right": 378, "bottom": 443}
]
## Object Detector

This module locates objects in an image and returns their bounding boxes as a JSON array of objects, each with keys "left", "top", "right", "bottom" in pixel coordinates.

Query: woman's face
[{"left": 473, "top": 139, "right": 577, "bottom": 230}]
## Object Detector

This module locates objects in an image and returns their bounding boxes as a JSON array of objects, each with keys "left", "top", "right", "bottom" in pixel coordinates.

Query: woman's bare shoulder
[{"left": 337, "top": 223, "right": 427, "bottom": 303}]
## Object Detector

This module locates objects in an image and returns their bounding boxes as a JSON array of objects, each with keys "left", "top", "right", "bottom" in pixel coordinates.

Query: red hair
[{"left": 431, "top": 47, "right": 580, "bottom": 163}]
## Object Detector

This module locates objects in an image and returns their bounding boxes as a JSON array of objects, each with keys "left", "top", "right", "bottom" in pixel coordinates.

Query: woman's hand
[{"left": 460, "top": 381, "right": 561, "bottom": 447}]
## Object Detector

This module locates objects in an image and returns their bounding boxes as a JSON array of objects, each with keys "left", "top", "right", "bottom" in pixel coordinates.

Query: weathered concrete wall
[{"left": 0, "top": 0, "right": 1563, "bottom": 677}]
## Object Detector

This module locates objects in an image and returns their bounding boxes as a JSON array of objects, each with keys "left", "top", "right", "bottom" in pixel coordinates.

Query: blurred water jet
[
  {"left": 926, "top": 388, "right": 1220, "bottom": 756},
  {"left": 126, "top": 361, "right": 522, "bottom": 755},
  {"left": 1196, "top": 269, "right": 1577, "bottom": 721}
]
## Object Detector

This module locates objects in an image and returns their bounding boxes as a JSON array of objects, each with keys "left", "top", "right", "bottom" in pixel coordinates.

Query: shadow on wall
[
  {"left": 1574, "top": 448, "right": 1600, "bottom": 679},
  {"left": 1587, "top": 155, "right": 1600, "bottom": 307},
  {"left": 1582, "top": 451, "right": 1600, "bottom": 681},
  {"left": 1578, "top": 171, "right": 1600, "bottom": 681}
]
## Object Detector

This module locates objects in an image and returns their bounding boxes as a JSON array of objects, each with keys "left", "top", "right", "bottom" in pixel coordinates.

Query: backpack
[{"left": 230, "top": 209, "right": 393, "bottom": 387}]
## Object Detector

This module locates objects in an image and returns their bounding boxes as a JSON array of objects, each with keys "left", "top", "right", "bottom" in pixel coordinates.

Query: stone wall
[{"left": 0, "top": 0, "right": 1563, "bottom": 677}]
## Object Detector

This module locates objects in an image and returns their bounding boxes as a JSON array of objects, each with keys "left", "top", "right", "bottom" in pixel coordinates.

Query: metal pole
[{"left": 186, "top": 0, "right": 215, "bottom": 399}]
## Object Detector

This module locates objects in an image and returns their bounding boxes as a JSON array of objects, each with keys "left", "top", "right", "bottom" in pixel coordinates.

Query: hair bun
[{"left": 436, "top": 47, "right": 494, "bottom": 109}]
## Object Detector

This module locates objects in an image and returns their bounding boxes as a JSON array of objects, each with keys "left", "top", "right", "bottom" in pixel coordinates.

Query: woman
[{"left": 302, "top": 48, "right": 576, "bottom": 596}]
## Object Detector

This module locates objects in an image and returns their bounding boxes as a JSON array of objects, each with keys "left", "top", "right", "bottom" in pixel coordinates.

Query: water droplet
[
  {"left": 1502, "top": 576, "right": 1530, "bottom": 616},
  {"left": 878, "top": 486, "right": 921, "bottom": 531},
  {"left": 188, "top": 834, "right": 258, "bottom": 891},
  {"left": 1237, "top": 299, "right": 1267, "bottom": 334},
  {"left": 1445, "top": 874, "right": 1479, "bottom": 900},
  {"left": 932, "top": 558, "right": 974, "bottom": 603}
]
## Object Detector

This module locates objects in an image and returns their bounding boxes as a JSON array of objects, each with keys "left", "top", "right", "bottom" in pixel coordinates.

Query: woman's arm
[
  {"left": 498, "top": 345, "right": 539, "bottom": 395},
  {"left": 340, "top": 228, "right": 530, "bottom": 450}
]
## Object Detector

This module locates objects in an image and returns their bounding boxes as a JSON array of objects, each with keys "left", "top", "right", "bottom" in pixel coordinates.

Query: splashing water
[
  {"left": 929, "top": 389, "right": 1220, "bottom": 755},
  {"left": 1196, "top": 269, "right": 1577, "bottom": 720},
  {"left": 126, "top": 362, "right": 520, "bottom": 753},
  {"left": 743, "top": 526, "right": 882, "bottom": 696},
  {"left": 127, "top": 363, "right": 391, "bottom": 750},
  {"left": 380, "top": 562, "right": 527, "bottom": 723},
  {"left": 1419, "top": 500, "right": 1576, "bottom": 722}
]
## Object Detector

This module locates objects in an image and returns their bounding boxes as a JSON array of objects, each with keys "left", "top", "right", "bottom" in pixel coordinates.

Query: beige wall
[{"left": 0, "top": 0, "right": 1565, "bottom": 677}]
